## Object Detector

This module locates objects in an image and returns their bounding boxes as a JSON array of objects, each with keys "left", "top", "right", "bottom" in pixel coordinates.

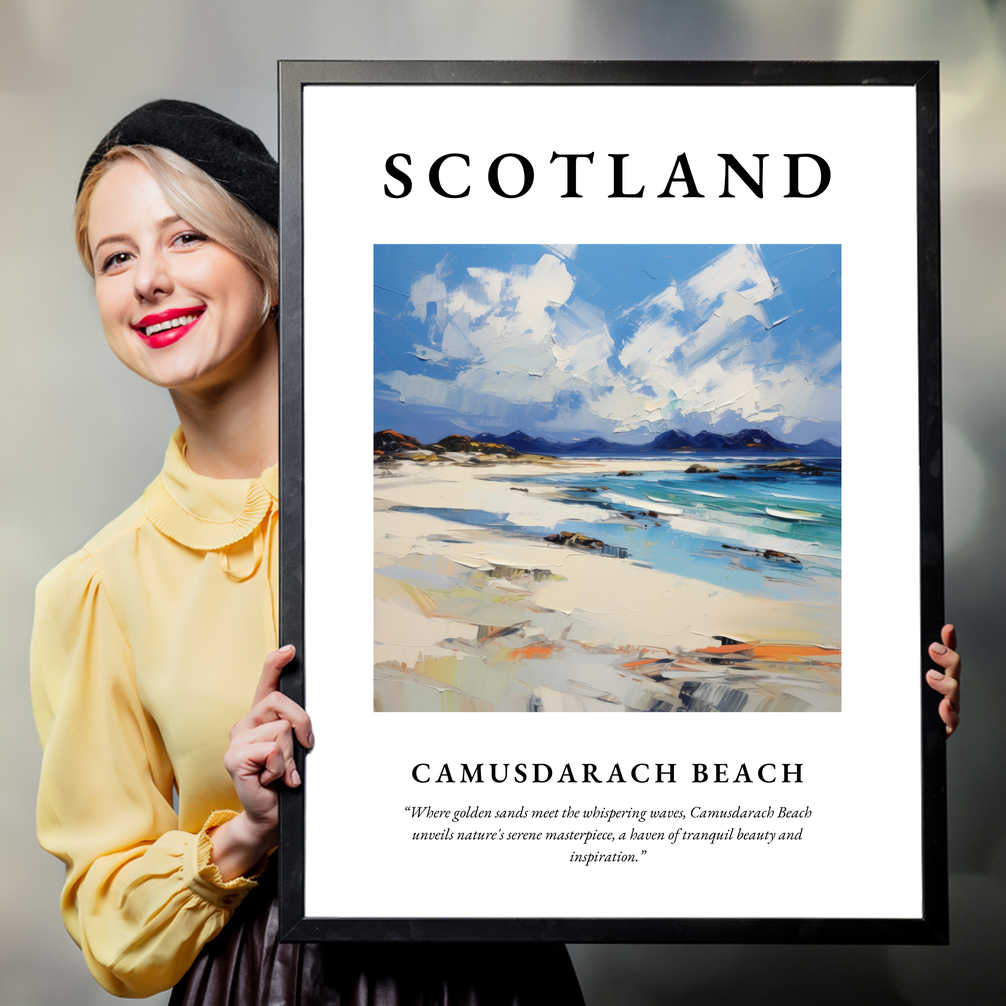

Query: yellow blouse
[{"left": 31, "top": 428, "right": 279, "bottom": 998}]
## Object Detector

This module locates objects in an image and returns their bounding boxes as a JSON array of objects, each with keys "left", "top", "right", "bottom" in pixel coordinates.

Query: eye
[
  {"left": 172, "top": 230, "right": 208, "bottom": 249},
  {"left": 100, "top": 251, "right": 132, "bottom": 274}
]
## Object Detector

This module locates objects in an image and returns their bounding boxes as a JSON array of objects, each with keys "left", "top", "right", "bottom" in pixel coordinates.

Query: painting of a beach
[{"left": 374, "top": 244, "right": 841, "bottom": 712}]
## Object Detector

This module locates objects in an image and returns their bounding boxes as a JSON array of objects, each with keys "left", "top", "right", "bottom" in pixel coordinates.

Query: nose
[{"left": 133, "top": 247, "right": 173, "bottom": 303}]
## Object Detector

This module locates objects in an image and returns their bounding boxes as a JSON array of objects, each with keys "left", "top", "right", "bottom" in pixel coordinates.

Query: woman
[{"left": 31, "top": 100, "right": 586, "bottom": 1003}]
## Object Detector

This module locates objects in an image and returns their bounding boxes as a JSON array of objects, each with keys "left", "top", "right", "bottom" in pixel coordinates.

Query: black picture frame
[{"left": 277, "top": 60, "right": 945, "bottom": 944}]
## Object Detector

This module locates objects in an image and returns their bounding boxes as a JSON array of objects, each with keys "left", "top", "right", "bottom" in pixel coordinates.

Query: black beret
[{"left": 78, "top": 99, "right": 278, "bottom": 228}]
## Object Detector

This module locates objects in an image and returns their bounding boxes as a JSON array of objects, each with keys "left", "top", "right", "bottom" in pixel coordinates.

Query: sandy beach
[{"left": 374, "top": 458, "right": 841, "bottom": 713}]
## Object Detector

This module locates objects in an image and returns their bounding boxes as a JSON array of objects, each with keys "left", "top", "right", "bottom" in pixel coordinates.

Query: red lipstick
[{"left": 132, "top": 306, "right": 206, "bottom": 349}]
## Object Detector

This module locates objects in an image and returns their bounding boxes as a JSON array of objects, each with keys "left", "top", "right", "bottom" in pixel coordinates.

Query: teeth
[{"left": 142, "top": 313, "right": 199, "bottom": 337}]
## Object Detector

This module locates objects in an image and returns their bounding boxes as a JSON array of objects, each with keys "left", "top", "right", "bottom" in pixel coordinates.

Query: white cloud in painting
[
  {"left": 613, "top": 245, "right": 840, "bottom": 433},
  {"left": 378, "top": 245, "right": 839, "bottom": 435}
]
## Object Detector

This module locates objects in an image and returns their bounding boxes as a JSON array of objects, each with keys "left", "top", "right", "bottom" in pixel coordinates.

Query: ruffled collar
[{"left": 143, "top": 428, "right": 278, "bottom": 551}]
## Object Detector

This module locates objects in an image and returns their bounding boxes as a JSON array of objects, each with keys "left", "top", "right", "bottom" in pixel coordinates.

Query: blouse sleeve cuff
[{"left": 182, "top": 810, "right": 269, "bottom": 909}]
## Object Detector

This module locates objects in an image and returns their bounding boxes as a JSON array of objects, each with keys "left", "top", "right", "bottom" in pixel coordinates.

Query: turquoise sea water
[{"left": 400, "top": 453, "right": 841, "bottom": 603}]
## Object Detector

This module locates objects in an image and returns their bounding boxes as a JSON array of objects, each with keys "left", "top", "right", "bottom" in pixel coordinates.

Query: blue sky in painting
[{"left": 374, "top": 244, "right": 841, "bottom": 446}]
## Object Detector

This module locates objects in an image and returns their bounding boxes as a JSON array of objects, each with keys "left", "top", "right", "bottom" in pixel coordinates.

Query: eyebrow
[{"left": 91, "top": 215, "right": 185, "bottom": 258}]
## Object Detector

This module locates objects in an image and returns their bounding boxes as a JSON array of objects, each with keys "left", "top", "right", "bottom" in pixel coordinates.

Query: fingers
[
  {"left": 928, "top": 633, "right": 961, "bottom": 682},
  {"left": 227, "top": 719, "right": 301, "bottom": 788},
  {"left": 924, "top": 682, "right": 960, "bottom": 736},
  {"left": 926, "top": 625, "right": 961, "bottom": 737},
  {"left": 941, "top": 623, "right": 958, "bottom": 653},
  {"left": 926, "top": 667, "right": 959, "bottom": 707},
  {"left": 244, "top": 644, "right": 314, "bottom": 750},
  {"left": 225, "top": 645, "right": 313, "bottom": 805},
  {"left": 225, "top": 739, "right": 289, "bottom": 788},
  {"left": 248, "top": 720, "right": 298, "bottom": 788},
  {"left": 940, "top": 697, "right": 960, "bottom": 737},
  {"left": 252, "top": 644, "right": 297, "bottom": 706},
  {"left": 926, "top": 665, "right": 960, "bottom": 740},
  {"left": 233, "top": 689, "right": 314, "bottom": 750}
]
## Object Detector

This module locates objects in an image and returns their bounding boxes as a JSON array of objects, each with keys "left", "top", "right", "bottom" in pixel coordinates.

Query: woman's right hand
[{"left": 209, "top": 645, "right": 314, "bottom": 881}]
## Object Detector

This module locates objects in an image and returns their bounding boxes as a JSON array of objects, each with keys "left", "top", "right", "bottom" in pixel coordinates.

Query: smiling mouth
[
  {"left": 135, "top": 307, "right": 206, "bottom": 338},
  {"left": 142, "top": 313, "right": 199, "bottom": 337}
]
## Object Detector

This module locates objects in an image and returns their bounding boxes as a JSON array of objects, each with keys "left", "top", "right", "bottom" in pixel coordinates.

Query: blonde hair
[{"left": 75, "top": 145, "right": 278, "bottom": 322}]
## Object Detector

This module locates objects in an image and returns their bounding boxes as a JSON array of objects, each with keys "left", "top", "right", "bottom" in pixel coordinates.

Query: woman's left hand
[{"left": 926, "top": 624, "right": 961, "bottom": 737}]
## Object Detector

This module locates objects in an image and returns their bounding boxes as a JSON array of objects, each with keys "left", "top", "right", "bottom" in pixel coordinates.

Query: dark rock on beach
[
  {"left": 764, "top": 549, "right": 801, "bottom": 563},
  {"left": 685, "top": 463, "right": 719, "bottom": 473},
  {"left": 374, "top": 429, "right": 423, "bottom": 453},
  {"left": 722, "top": 543, "right": 801, "bottom": 564},
  {"left": 755, "top": 458, "right": 827, "bottom": 476},
  {"left": 544, "top": 531, "right": 629, "bottom": 558},
  {"left": 545, "top": 531, "right": 605, "bottom": 549}
]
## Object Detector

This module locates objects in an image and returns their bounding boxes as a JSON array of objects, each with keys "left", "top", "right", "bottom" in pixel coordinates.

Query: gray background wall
[{"left": 1, "top": 2, "right": 1003, "bottom": 1003}]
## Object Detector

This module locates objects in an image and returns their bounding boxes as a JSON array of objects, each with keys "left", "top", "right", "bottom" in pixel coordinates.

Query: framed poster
[{"left": 277, "top": 61, "right": 946, "bottom": 943}]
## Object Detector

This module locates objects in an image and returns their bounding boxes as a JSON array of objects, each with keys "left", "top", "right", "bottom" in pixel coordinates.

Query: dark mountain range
[
  {"left": 475, "top": 428, "right": 841, "bottom": 455},
  {"left": 672, "top": 428, "right": 795, "bottom": 452},
  {"left": 473, "top": 430, "right": 559, "bottom": 453},
  {"left": 799, "top": 438, "right": 843, "bottom": 456},
  {"left": 648, "top": 429, "right": 698, "bottom": 450},
  {"left": 374, "top": 427, "right": 840, "bottom": 458},
  {"left": 476, "top": 431, "right": 637, "bottom": 454}
]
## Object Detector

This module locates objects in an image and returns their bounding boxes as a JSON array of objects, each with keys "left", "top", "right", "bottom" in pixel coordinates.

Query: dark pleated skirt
[{"left": 169, "top": 869, "right": 584, "bottom": 1006}]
